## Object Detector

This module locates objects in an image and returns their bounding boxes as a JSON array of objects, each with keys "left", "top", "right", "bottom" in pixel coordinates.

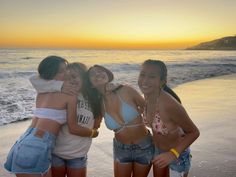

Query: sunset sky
[{"left": 0, "top": 0, "right": 236, "bottom": 49}]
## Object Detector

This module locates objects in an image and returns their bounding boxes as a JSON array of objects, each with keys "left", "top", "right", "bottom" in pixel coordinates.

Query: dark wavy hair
[
  {"left": 68, "top": 62, "right": 102, "bottom": 119},
  {"left": 142, "top": 59, "right": 181, "bottom": 103},
  {"left": 38, "top": 55, "right": 68, "bottom": 80},
  {"left": 85, "top": 66, "right": 106, "bottom": 119}
]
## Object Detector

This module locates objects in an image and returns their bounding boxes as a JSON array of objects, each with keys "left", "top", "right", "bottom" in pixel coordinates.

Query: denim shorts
[
  {"left": 4, "top": 127, "right": 56, "bottom": 174},
  {"left": 113, "top": 134, "right": 154, "bottom": 165},
  {"left": 154, "top": 147, "right": 191, "bottom": 174},
  {"left": 52, "top": 154, "right": 87, "bottom": 169}
]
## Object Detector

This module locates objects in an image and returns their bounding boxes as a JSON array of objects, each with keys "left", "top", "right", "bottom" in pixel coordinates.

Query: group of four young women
[{"left": 4, "top": 55, "right": 199, "bottom": 177}]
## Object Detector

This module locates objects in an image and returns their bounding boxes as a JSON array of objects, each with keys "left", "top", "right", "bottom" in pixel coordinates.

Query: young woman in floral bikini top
[
  {"left": 143, "top": 96, "right": 184, "bottom": 136},
  {"left": 139, "top": 59, "right": 200, "bottom": 177}
]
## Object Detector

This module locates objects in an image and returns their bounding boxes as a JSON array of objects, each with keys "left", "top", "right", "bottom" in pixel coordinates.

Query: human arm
[
  {"left": 93, "top": 116, "right": 103, "bottom": 129},
  {"left": 66, "top": 95, "right": 99, "bottom": 138},
  {"left": 123, "top": 85, "right": 145, "bottom": 113},
  {"left": 29, "top": 74, "right": 78, "bottom": 95},
  {"left": 152, "top": 96, "right": 200, "bottom": 168},
  {"left": 169, "top": 102, "right": 200, "bottom": 153},
  {"left": 29, "top": 75, "right": 63, "bottom": 93}
]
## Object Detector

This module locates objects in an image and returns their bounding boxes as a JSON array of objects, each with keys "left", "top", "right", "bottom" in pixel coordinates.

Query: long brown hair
[
  {"left": 68, "top": 62, "right": 102, "bottom": 119},
  {"left": 142, "top": 59, "right": 181, "bottom": 103}
]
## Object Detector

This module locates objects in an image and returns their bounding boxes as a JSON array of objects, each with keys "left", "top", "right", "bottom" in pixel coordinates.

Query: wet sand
[
  {"left": 174, "top": 74, "right": 236, "bottom": 177},
  {"left": 1, "top": 74, "right": 236, "bottom": 177}
]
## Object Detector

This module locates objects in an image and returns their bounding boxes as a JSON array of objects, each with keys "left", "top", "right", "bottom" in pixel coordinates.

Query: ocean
[{"left": 0, "top": 48, "right": 236, "bottom": 126}]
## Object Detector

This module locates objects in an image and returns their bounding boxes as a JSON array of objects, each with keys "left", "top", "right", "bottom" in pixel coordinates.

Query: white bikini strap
[{"left": 114, "top": 123, "right": 144, "bottom": 134}]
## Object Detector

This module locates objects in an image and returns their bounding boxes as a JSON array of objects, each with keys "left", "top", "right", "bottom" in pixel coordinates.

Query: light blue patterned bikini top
[{"left": 103, "top": 94, "right": 142, "bottom": 133}]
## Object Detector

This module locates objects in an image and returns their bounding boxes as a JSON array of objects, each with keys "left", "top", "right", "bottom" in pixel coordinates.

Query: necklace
[{"left": 144, "top": 89, "right": 162, "bottom": 124}]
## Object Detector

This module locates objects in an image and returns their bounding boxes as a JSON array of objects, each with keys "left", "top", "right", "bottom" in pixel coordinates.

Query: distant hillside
[{"left": 186, "top": 36, "right": 236, "bottom": 50}]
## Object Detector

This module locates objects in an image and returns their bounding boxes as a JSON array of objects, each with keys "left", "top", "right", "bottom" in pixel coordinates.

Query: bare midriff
[
  {"left": 114, "top": 117, "right": 149, "bottom": 144},
  {"left": 30, "top": 117, "right": 61, "bottom": 136},
  {"left": 153, "top": 130, "right": 184, "bottom": 151}
]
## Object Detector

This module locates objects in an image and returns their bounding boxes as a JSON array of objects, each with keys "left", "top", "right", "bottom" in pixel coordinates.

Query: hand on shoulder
[
  {"left": 61, "top": 80, "right": 79, "bottom": 95},
  {"left": 105, "top": 83, "right": 123, "bottom": 93}
]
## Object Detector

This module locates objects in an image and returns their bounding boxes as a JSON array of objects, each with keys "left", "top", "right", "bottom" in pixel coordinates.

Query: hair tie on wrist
[
  {"left": 90, "top": 129, "right": 95, "bottom": 138},
  {"left": 170, "top": 148, "right": 180, "bottom": 159}
]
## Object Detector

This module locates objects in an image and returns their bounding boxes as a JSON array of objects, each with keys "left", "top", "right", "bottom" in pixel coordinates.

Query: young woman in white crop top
[
  {"left": 4, "top": 56, "right": 99, "bottom": 177},
  {"left": 30, "top": 62, "right": 102, "bottom": 177}
]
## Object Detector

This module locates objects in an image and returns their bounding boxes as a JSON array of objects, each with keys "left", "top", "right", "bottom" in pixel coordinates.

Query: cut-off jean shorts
[
  {"left": 52, "top": 153, "right": 88, "bottom": 169},
  {"left": 113, "top": 134, "right": 154, "bottom": 165},
  {"left": 4, "top": 127, "right": 56, "bottom": 174},
  {"left": 154, "top": 146, "right": 191, "bottom": 176}
]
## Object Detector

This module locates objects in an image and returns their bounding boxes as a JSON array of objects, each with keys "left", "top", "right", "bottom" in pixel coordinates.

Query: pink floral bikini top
[
  {"left": 143, "top": 103, "right": 184, "bottom": 136},
  {"left": 143, "top": 107, "right": 168, "bottom": 135},
  {"left": 151, "top": 111, "right": 169, "bottom": 135}
]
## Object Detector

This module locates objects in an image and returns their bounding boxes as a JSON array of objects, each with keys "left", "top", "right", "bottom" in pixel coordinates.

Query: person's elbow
[
  {"left": 67, "top": 124, "right": 78, "bottom": 135},
  {"left": 193, "top": 127, "right": 200, "bottom": 140}
]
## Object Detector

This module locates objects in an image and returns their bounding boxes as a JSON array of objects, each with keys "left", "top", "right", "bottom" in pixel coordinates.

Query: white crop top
[{"left": 33, "top": 108, "right": 67, "bottom": 124}]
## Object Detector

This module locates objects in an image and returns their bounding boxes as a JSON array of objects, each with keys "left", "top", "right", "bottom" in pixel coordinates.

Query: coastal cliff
[{"left": 186, "top": 35, "right": 236, "bottom": 50}]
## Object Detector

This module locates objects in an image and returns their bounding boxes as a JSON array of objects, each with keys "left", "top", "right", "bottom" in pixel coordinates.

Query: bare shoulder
[
  {"left": 162, "top": 91, "right": 182, "bottom": 111},
  {"left": 47, "top": 92, "right": 77, "bottom": 103},
  {"left": 36, "top": 92, "right": 77, "bottom": 108},
  {"left": 121, "top": 84, "right": 138, "bottom": 94},
  {"left": 62, "top": 93, "right": 77, "bottom": 102},
  {"left": 120, "top": 85, "right": 143, "bottom": 103}
]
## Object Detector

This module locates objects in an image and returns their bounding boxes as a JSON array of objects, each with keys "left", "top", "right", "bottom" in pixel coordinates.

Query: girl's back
[
  {"left": 36, "top": 92, "right": 70, "bottom": 109},
  {"left": 33, "top": 92, "right": 75, "bottom": 135}
]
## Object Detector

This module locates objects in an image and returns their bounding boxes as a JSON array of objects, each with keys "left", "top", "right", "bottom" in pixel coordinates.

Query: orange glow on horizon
[
  {"left": 1, "top": 1, "right": 235, "bottom": 49},
  {"left": 0, "top": 35, "right": 222, "bottom": 49}
]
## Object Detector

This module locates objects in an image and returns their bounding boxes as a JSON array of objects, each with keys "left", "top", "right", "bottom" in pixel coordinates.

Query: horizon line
[{"left": 0, "top": 46, "right": 187, "bottom": 50}]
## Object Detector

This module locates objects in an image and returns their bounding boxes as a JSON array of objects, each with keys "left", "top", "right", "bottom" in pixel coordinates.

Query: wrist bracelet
[
  {"left": 90, "top": 129, "right": 95, "bottom": 138},
  {"left": 170, "top": 148, "right": 180, "bottom": 159}
]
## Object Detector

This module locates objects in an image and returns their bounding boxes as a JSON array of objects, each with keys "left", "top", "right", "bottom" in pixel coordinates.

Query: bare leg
[
  {"left": 183, "top": 172, "right": 189, "bottom": 177},
  {"left": 44, "top": 169, "right": 52, "bottom": 177},
  {"left": 67, "top": 167, "right": 87, "bottom": 177},
  {"left": 16, "top": 175, "right": 43, "bottom": 177},
  {"left": 153, "top": 164, "right": 169, "bottom": 177},
  {"left": 51, "top": 165, "right": 66, "bottom": 177},
  {"left": 16, "top": 170, "right": 51, "bottom": 177},
  {"left": 114, "top": 160, "right": 133, "bottom": 177},
  {"left": 133, "top": 162, "right": 151, "bottom": 177}
]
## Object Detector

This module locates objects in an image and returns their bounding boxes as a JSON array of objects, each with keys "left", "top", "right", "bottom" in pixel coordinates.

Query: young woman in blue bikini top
[
  {"left": 87, "top": 65, "right": 154, "bottom": 177},
  {"left": 88, "top": 65, "right": 146, "bottom": 136},
  {"left": 103, "top": 91, "right": 143, "bottom": 134}
]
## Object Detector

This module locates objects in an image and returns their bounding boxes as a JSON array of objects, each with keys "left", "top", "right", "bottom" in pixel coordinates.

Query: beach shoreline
[
  {"left": 175, "top": 74, "right": 236, "bottom": 177},
  {"left": 1, "top": 74, "right": 236, "bottom": 177}
]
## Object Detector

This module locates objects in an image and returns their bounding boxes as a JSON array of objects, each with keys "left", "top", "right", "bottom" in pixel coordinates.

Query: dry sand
[{"left": 1, "top": 74, "right": 236, "bottom": 177}]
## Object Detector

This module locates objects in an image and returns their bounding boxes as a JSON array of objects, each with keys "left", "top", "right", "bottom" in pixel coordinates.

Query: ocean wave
[
  {"left": 0, "top": 71, "right": 36, "bottom": 79},
  {"left": 21, "top": 56, "right": 35, "bottom": 60},
  {"left": 0, "top": 116, "right": 31, "bottom": 126},
  {"left": 1, "top": 60, "right": 236, "bottom": 126},
  {"left": 0, "top": 49, "right": 236, "bottom": 126}
]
